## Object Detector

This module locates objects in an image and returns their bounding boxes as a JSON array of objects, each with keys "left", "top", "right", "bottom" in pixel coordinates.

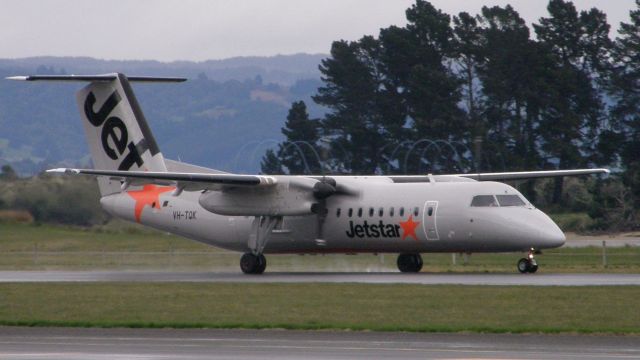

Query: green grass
[
  {"left": 1, "top": 222, "right": 639, "bottom": 272},
  {"left": 0, "top": 283, "right": 638, "bottom": 334}
]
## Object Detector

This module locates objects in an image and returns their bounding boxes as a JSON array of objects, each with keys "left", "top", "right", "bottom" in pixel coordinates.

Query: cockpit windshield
[
  {"left": 471, "top": 194, "right": 526, "bottom": 207},
  {"left": 496, "top": 194, "right": 526, "bottom": 207},
  {"left": 470, "top": 195, "right": 498, "bottom": 207}
]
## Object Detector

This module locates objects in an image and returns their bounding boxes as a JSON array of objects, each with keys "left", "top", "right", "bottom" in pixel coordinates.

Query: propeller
[
  {"left": 312, "top": 177, "right": 337, "bottom": 199},
  {"left": 311, "top": 177, "right": 348, "bottom": 241}
]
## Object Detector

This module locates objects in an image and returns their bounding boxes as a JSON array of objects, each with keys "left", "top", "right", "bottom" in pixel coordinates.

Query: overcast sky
[{"left": 0, "top": 0, "right": 636, "bottom": 61}]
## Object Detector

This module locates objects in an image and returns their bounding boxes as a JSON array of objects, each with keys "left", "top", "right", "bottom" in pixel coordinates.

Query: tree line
[{"left": 262, "top": 0, "right": 640, "bottom": 230}]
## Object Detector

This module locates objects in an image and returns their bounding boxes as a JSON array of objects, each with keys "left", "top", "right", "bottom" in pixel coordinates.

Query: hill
[{"left": 0, "top": 55, "right": 325, "bottom": 175}]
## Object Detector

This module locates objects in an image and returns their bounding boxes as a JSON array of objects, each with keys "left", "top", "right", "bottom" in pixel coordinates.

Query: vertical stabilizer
[{"left": 76, "top": 73, "right": 168, "bottom": 195}]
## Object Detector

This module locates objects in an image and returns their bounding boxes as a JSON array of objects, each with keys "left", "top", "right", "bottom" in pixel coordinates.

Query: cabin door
[{"left": 422, "top": 201, "right": 439, "bottom": 241}]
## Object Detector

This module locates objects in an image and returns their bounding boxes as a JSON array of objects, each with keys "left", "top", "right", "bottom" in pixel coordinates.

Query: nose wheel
[
  {"left": 397, "top": 253, "right": 423, "bottom": 273},
  {"left": 517, "top": 249, "right": 538, "bottom": 273}
]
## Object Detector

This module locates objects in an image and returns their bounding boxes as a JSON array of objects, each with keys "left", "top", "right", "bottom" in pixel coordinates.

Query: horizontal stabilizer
[{"left": 7, "top": 74, "right": 186, "bottom": 82}]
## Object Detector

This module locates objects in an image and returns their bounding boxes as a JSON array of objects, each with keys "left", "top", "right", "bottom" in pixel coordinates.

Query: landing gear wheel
[
  {"left": 517, "top": 258, "right": 529, "bottom": 273},
  {"left": 397, "top": 253, "right": 423, "bottom": 273},
  {"left": 517, "top": 258, "right": 538, "bottom": 274},
  {"left": 256, "top": 254, "right": 267, "bottom": 274},
  {"left": 240, "top": 253, "right": 267, "bottom": 274}
]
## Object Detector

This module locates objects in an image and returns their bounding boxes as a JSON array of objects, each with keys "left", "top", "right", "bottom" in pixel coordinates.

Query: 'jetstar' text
[{"left": 345, "top": 220, "right": 401, "bottom": 238}]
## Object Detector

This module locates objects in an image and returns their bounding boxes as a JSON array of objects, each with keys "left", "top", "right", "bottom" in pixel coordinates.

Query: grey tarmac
[
  {"left": 0, "top": 326, "right": 638, "bottom": 360},
  {"left": 0, "top": 271, "right": 639, "bottom": 285}
]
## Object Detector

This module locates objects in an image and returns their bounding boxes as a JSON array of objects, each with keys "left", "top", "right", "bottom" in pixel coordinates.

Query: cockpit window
[
  {"left": 470, "top": 195, "right": 498, "bottom": 207},
  {"left": 496, "top": 194, "right": 526, "bottom": 207}
]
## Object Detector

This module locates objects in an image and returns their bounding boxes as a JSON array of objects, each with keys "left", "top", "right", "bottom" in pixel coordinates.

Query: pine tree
[
  {"left": 476, "top": 5, "right": 548, "bottom": 171},
  {"left": 534, "top": 0, "right": 610, "bottom": 204},
  {"left": 314, "top": 37, "right": 393, "bottom": 174},
  {"left": 452, "top": 11, "right": 484, "bottom": 170},
  {"left": 279, "top": 101, "right": 320, "bottom": 174},
  {"left": 261, "top": 101, "right": 320, "bottom": 175},
  {"left": 260, "top": 149, "right": 283, "bottom": 175},
  {"left": 610, "top": 0, "right": 640, "bottom": 211}
]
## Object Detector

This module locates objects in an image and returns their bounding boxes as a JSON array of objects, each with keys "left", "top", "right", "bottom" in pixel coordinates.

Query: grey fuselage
[{"left": 100, "top": 176, "right": 566, "bottom": 254}]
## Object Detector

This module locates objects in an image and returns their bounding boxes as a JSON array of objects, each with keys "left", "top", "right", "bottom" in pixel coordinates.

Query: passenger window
[
  {"left": 358, "top": 208, "right": 363, "bottom": 217},
  {"left": 348, "top": 208, "right": 353, "bottom": 217},
  {"left": 496, "top": 195, "right": 526, "bottom": 207},
  {"left": 414, "top": 207, "right": 419, "bottom": 216},
  {"left": 471, "top": 195, "right": 498, "bottom": 207},
  {"left": 336, "top": 208, "right": 341, "bottom": 217},
  {"left": 369, "top": 207, "right": 374, "bottom": 217},
  {"left": 378, "top": 207, "right": 384, "bottom": 217},
  {"left": 390, "top": 207, "right": 395, "bottom": 217},
  {"left": 399, "top": 207, "right": 405, "bottom": 217},
  {"left": 428, "top": 207, "right": 433, "bottom": 216}
]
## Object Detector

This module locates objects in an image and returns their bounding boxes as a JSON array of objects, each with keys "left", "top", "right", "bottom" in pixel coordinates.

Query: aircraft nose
[
  {"left": 542, "top": 223, "right": 566, "bottom": 248},
  {"left": 533, "top": 211, "right": 566, "bottom": 249}
]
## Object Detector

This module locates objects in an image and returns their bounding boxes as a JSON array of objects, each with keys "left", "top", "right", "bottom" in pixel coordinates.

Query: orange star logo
[
  {"left": 399, "top": 215, "right": 420, "bottom": 241},
  {"left": 126, "top": 184, "right": 175, "bottom": 223}
]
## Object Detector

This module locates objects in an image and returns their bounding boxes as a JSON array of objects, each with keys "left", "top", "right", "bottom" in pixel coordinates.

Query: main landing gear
[
  {"left": 397, "top": 253, "right": 423, "bottom": 273},
  {"left": 240, "top": 253, "right": 267, "bottom": 274},
  {"left": 517, "top": 249, "right": 538, "bottom": 274},
  {"left": 240, "top": 215, "right": 281, "bottom": 275}
]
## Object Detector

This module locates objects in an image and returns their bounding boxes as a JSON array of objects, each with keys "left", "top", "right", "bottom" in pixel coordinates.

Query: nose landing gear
[
  {"left": 517, "top": 249, "right": 538, "bottom": 274},
  {"left": 397, "top": 253, "right": 423, "bottom": 273}
]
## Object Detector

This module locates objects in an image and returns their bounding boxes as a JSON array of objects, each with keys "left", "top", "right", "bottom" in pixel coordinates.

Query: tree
[
  {"left": 314, "top": 37, "right": 393, "bottom": 174},
  {"left": 476, "top": 5, "right": 547, "bottom": 169},
  {"left": 261, "top": 101, "right": 320, "bottom": 175},
  {"left": 400, "top": 1, "right": 464, "bottom": 155},
  {"left": 610, "top": 0, "right": 640, "bottom": 215},
  {"left": 260, "top": 149, "right": 283, "bottom": 175},
  {"left": 534, "top": 0, "right": 610, "bottom": 204},
  {"left": 452, "top": 11, "right": 484, "bottom": 170},
  {"left": 0, "top": 165, "right": 18, "bottom": 181},
  {"left": 279, "top": 101, "right": 320, "bottom": 174}
]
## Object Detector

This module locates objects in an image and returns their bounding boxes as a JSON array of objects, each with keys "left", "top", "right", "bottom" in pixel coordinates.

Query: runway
[
  {"left": 0, "top": 271, "right": 638, "bottom": 285},
  {"left": 0, "top": 326, "right": 638, "bottom": 360}
]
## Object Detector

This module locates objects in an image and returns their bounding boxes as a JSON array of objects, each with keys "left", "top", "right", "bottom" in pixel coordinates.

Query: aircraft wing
[
  {"left": 46, "top": 168, "right": 277, "bottom": 191},
  {"left": 452, "top": 168, "right": 610, "bottom": 181}
]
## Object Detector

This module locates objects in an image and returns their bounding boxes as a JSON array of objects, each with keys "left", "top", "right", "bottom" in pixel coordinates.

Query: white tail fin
[
  {"left": 8, "top": 73, "right": 186, "bottom": 195},
  {"left": 77, "top": 74, "right": 169, "bottom": 194}
]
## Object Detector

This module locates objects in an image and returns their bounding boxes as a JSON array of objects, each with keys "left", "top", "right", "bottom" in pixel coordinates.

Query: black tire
[
  {"left": 517, "top": 258, "right": 529, "bottom": 274},
  {"left": 255, "top": 254, "right": 267, "bottom": 274},
  {"left": 529, "top": 263, "right": 538, "bottom": 273},
  {"left": 412, "top": 254, "right": 423, "bottom": 272},
  {"left": 397, "top": 253, "right": 423, "bottom": 273},
  {"left": 240, "top": 253, "right": 259, "bottom": 274}
]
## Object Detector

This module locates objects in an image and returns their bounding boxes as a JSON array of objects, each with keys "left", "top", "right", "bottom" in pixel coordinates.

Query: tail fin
[{"left": 9, "top": 73, "right": 186, "bottom": 195}]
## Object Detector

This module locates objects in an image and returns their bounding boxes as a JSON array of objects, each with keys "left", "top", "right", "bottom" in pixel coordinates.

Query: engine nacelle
[{"left": 198, "top": 177, "right": 318, "bottom": 216}]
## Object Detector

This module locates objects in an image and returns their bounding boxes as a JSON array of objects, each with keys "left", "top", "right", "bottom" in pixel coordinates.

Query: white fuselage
[{"left": 100, "top": 178, "right": 565, "bottom": 254}]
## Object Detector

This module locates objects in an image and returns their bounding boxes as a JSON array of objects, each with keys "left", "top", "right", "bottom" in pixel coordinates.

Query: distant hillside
[
  {"left": 0, "top": 54, "right": 325, "bottom": 85},
  {"left": 0, "top": 55, "right": 326, "bottom": 175}
]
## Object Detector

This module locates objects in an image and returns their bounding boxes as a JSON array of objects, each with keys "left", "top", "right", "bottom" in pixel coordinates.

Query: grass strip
[
  {"left": 2, "top": 223, "right": 639, "bottom": 272},
  {"left": 0, "top": 283, "right": 638, "bottom": 334}
]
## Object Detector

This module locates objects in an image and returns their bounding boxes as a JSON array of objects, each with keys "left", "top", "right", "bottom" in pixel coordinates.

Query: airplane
[{"left": 8, "top": 73, "right": 609, "bottom": 274}]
